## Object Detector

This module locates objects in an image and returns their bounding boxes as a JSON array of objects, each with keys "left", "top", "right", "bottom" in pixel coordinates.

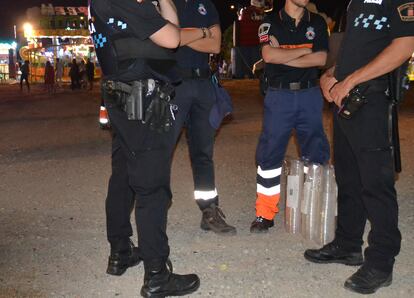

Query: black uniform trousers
[
  {"left": 333, "top": 89, "right": 401, "bottom": 273},
  {"left": 104, "top": 96, "right": 175, "bottom": 266},
  {"left": 173, "top": 78, "right": 217, "bottom": 208}
]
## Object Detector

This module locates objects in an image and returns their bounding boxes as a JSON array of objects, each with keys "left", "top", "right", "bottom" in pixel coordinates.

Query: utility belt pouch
[
  {"left": 338, "top": 86, "right": 368, "bottom": 119},
  {"left": 125, "top": 81, "right": 144, "bottom": 121},
  {"left": 143, "top": 83, "right": 177, "bottom": 133}
]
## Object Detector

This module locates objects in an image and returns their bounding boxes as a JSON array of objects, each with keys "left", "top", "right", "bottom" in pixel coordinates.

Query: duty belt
[
  {"left": 178, "top": 68, "right": 211, "bottom": 79},
  {"left": 102, "top": 80, "right": 149, "bottom": 121},
  {"left": 102, "top": 80, "right": 133, "bottom": 98},
  {"left": 269, "top": 80, "right": 318, "bottom": 90}
]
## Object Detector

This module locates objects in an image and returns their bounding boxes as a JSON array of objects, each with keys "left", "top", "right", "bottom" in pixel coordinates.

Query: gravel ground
[{"left": 0, "top": 80, "right": 413, "bottom": 298}]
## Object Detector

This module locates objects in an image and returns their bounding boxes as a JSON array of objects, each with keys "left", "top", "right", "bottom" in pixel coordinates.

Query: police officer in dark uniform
[
  {"left": 251, "top": 0, "right": 330, "bottom": 232},
  {"left": 304, "top": 0, "right": 414, "bottom": 294},
  {"left": 88, "top": 0, "right": 200, "bottom": 296},
  {"left": 172, "top": 0, "right": 236, "bottom": 235}
]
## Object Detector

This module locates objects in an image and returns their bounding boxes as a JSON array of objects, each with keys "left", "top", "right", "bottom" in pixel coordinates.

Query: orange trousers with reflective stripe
[{"left": 255, "top": 193, "right": 280, "bottom": 220}]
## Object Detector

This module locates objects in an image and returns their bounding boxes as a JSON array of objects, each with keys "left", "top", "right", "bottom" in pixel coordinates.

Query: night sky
[{"left": 0, "top": 0, "right": 346, "bottom": 40}]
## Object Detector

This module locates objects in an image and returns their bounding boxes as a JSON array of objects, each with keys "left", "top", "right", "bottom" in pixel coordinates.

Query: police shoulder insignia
[
  {"left": 305, "top": 26, "right": 316, "bottom": 40},
  {"left": 258, "top": 23, "right": 271, "bottom": 43},
  {"left": 198, "top": 3, "right": 207, "bottom": 15},
  {"left": 398, "top": 2, "right": 414, "bottom": 21}
]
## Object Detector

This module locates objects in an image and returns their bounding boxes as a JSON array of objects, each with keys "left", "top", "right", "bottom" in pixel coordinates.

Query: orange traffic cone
[{"left": 99, "top": 104, "right": 110, "bottom": 129}]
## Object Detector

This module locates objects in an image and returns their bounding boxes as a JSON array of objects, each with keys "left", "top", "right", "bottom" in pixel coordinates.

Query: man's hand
[
  {"left": 269, "top": 35, "right": 279, "bottom": 48},
  {"left": 320, "top": 70, "right": 338, "bottom": 102},
  {"left": 329, "top": 78, "right": 355, "bottom": 107}
]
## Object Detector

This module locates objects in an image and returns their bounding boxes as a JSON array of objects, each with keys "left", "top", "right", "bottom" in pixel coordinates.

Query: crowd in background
[{"left": 15, "top": 58, "right": 96, "bottom": 94}]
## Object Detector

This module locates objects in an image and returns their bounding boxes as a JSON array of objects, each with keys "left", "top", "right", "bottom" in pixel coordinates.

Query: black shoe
[
  {"left": 200, "top": 204, "right": 237, "bottom": 235},
  {"left": 304, "top": 242, "right": 363, "bottom": 266},
  {"left": 250, "top": 216, "right": 274, "bottom": 233},
  {"left": 344, "top": 265, "right": 392, "bottom": 294},
  {"left": 107, "top": 240, "right": 141, "bottom": 276},
  {"left": 141, "top": 260, "right": 200, "bottom": 298}
]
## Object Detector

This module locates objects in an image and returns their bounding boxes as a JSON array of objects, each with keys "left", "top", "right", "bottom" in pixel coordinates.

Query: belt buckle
[{"left": 289, "top": 82, "right": 301, "bottom": 90}]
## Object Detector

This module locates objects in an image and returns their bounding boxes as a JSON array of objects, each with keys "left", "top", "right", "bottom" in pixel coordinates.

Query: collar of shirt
[{"left": 279, "top": 8, "right": 311, "bottom": 29}]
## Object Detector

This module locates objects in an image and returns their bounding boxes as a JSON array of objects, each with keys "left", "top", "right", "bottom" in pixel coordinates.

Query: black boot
[
  {"left": 200, "top": 204, "right": 237, "bottom": 235},
  {"left": 250, "top": 216, "right": 274, "bottom": 233},
  {"left": 344, "top": 265, "right": 392, "bottom": 294},
  {"left": 304, "top": 242, "right": 363, "bottom": 266},
  {"left": 141, "top": 260, "right": 200, "bottom": 298},
  {"left": 107, "top": 239, "right": 141, "bottom": 276}
]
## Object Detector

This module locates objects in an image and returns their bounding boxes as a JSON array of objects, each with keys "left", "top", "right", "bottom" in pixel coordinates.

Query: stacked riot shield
[
  {"left": 301, "top": 163, "right": 323, "bottom": 242},
  {"left": 282, "top": 158, "right": 338, "bottom": 245},
  {"left": 318, "top": 165, "right": 337, "bottom": 245},
  {"left": 284, "top": 159, "right": 304, "bottom": 234}
]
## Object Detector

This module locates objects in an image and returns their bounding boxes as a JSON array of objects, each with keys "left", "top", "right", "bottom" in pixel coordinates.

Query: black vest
[{"left": 88, "top": 0, "right": 179, "bottom": 83}]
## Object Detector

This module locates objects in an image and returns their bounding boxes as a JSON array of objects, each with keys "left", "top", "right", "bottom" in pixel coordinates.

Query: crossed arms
[{"left": 261, "top": 36, "right": 327, "bottom": 68}]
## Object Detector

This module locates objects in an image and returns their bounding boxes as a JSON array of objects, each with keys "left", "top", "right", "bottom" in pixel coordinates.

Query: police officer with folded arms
[
  {"left": 172, "top": 0, "right": 237, "bottom": 235},
  {"left": 88, "top": 0, "right": 200, "bottom": 296},
  {"left": 250, "top": 0, "right": 330, "bottom": 233},
  {"left": 304, "top": 0, "right": 414, "bottom": 294}
]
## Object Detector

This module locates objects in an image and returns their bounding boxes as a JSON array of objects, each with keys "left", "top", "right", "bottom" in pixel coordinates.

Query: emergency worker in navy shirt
[
  {"left": 89, "top": 0, "right": 200, "bottom": 296},
  {"left": 250, "top": 0, "right": 330, "bottom": 233},
  {"left": 172, "top": 0, "right": 237, "bottom": 235},
  {"left": 304, "top": 0, "right": 414, "bottom": 294}
]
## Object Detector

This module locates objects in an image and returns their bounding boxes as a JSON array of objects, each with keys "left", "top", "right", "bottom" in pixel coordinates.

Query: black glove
[{"left": 143, "top": 84, "right": 176, "bottom": 133}]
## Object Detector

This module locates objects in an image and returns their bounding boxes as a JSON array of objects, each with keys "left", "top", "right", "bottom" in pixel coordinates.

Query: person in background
[
  {"left": 20, "top": 60, "right": 30, "bottom": 92},
  {"left": 86, "top": 58, "right": 95, "bottom": 90},
  {"left": 55, "top": 58, "right": 64, "bottom": 88},
  {"left": 15, "top": 62, "right": 20, "bottom": 82},
  {"left": 44, "top": 61, "right": 55, "bottom": 95},
  {"left": 79, "top": 59, "right": 87, "bottom": 89},
  {"left": 69, "top": 59, "right": 80, "bottom": 90},
  {"left": 221, "top": 59, "right": 228, "bottom": 79}
]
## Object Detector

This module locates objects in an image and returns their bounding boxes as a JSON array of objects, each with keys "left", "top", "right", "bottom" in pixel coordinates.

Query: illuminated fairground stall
[
  {"left": 21, "top": 4, "right": 100, "bottom": 82},
  {"left": 408, "top": 54, "right": 414, "bottom": 82},
  {"left": 0, "top": 42, "right": 17, "bottom": 82}
]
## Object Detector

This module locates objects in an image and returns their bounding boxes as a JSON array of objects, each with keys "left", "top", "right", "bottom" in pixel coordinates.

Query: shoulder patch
[
  {"left": 258, "top": 23, "right": 271, "bottom": 43},
  {"left": 398, "top": 2, "right": 414, "bottom": 21},
  {"left": 198, "top": 3, "right": 207, "bottom": 15}
]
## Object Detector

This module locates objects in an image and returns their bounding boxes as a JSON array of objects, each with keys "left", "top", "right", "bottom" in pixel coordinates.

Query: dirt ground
[{"left": 0, "top": 80, "right": 413, "bottom": 298}]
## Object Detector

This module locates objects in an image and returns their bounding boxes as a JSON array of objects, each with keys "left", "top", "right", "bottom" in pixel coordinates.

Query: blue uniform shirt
[
  {"left": 335, "top": 0, "right": 414, "bottom": 81},
  {"left": 173, "top": 0, "right": 220, "bottom": 70}
]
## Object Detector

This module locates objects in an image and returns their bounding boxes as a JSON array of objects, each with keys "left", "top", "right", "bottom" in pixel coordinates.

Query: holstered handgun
[{"left": 125, "top": 81, "right": 144, "bottom": 121}]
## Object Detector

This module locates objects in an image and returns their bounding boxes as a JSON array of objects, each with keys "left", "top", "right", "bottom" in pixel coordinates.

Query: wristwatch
[{"left": 201, "top": 27, "right": 207, "bottom": 38}]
